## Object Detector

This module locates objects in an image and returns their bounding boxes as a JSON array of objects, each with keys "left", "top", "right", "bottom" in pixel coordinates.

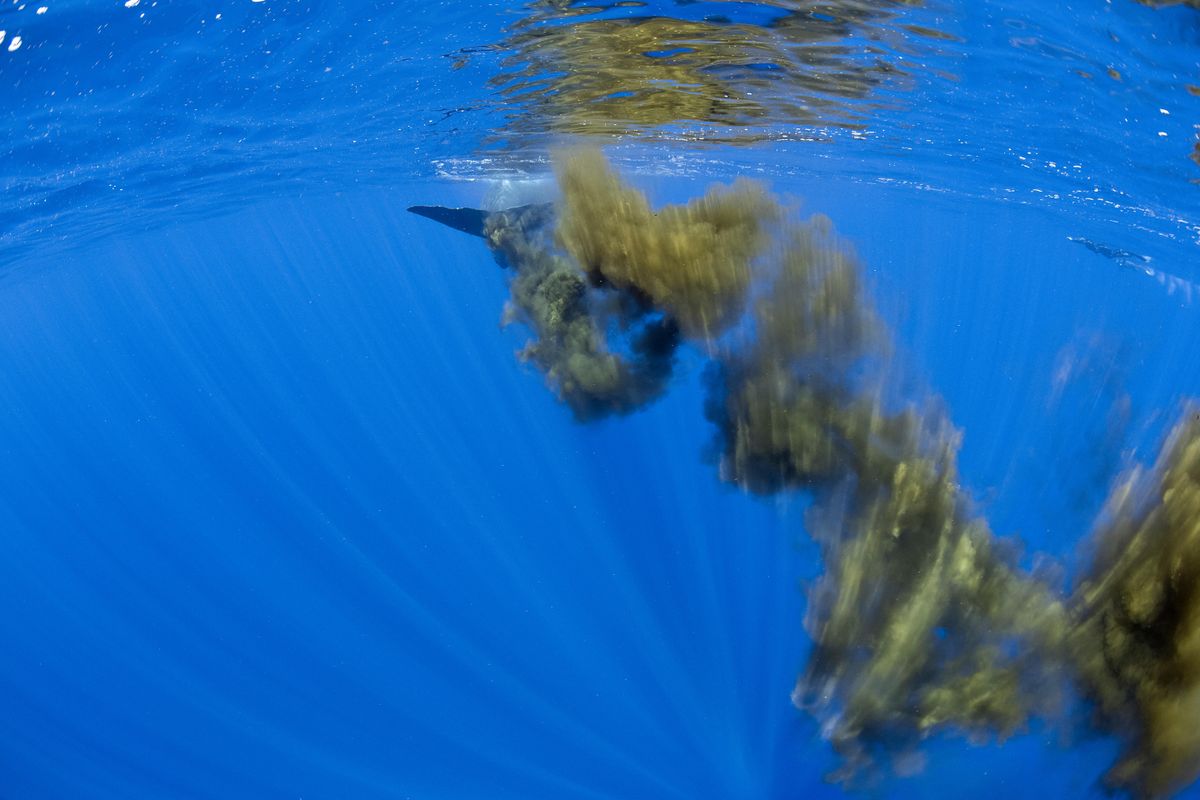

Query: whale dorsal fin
[{"left": 407, "top": 205, "right": 490, "bottom": 238}]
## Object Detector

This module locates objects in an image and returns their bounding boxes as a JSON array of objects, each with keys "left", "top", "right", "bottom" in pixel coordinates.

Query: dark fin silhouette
[
  {"left": 408, "top": 204, "right": 554, "bottom": 239},
  {"left": 408, "top": 205, "right": 490, "bottom": 238}
]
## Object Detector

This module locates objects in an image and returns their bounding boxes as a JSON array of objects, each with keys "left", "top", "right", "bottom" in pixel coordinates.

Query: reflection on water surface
[{"left": 480, "top": 0, "right": 955, "bottom": 145}]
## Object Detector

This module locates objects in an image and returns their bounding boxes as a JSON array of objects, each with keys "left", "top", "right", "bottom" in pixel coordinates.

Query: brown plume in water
[
  {"left": 427, "top": 148, "right": 1200, "bottom": 797},
  {"left": 1070, "top": 412, "right": 1200, "bottom": 797}
]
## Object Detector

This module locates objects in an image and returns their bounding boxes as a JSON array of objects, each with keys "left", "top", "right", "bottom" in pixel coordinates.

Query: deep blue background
[
  {"left": 2, "top": 0, "right": 1200, "bottom": 797},
  {"left": 0, "top": 174, "right": 1197, "bottom": 797}
]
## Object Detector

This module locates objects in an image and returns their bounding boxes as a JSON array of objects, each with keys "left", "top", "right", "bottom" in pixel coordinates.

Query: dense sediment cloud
[
  {"left": 556, "top": 148, "right": 778, "bottom": 338},
  {"left": 465, "top": 148, "right": 1200, "bottom": 797},
  {"left": 1070, "top": 413, "right": 1200, "bottom": 797},
  {"left": 484, "top": 201, "right": 684, "bottom": 418}
]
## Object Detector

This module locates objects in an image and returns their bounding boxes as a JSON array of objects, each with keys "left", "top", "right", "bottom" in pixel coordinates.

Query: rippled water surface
[
  {"left": 2, "top": 1, "right": 1199, "bottom": 798},
  {"left": 3, "top": 0, "right": 1199, "bottom": 260}
]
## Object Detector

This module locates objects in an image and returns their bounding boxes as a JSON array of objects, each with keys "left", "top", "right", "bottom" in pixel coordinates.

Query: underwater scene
[{"left": 3, "top": 0, "right": 1200, "bottom": 798}]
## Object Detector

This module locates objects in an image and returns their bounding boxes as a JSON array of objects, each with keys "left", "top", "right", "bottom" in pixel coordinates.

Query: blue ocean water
[{"left": 2, "top": 1, "right": 1200, "bottom": 798}]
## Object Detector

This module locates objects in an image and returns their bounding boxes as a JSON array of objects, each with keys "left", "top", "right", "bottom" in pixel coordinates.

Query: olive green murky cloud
[
  {"left": 471, "top": 148, "right": 1200, "bottom": 798},
  {"left": 1070, "top": 413, "right": 1200, "bottom": 797},
  {"left": 484, "top": 201, "right": 682, "bottom": 419},
  {"left": 556, "top": 147, "right": 778, "bottom": 337}
]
